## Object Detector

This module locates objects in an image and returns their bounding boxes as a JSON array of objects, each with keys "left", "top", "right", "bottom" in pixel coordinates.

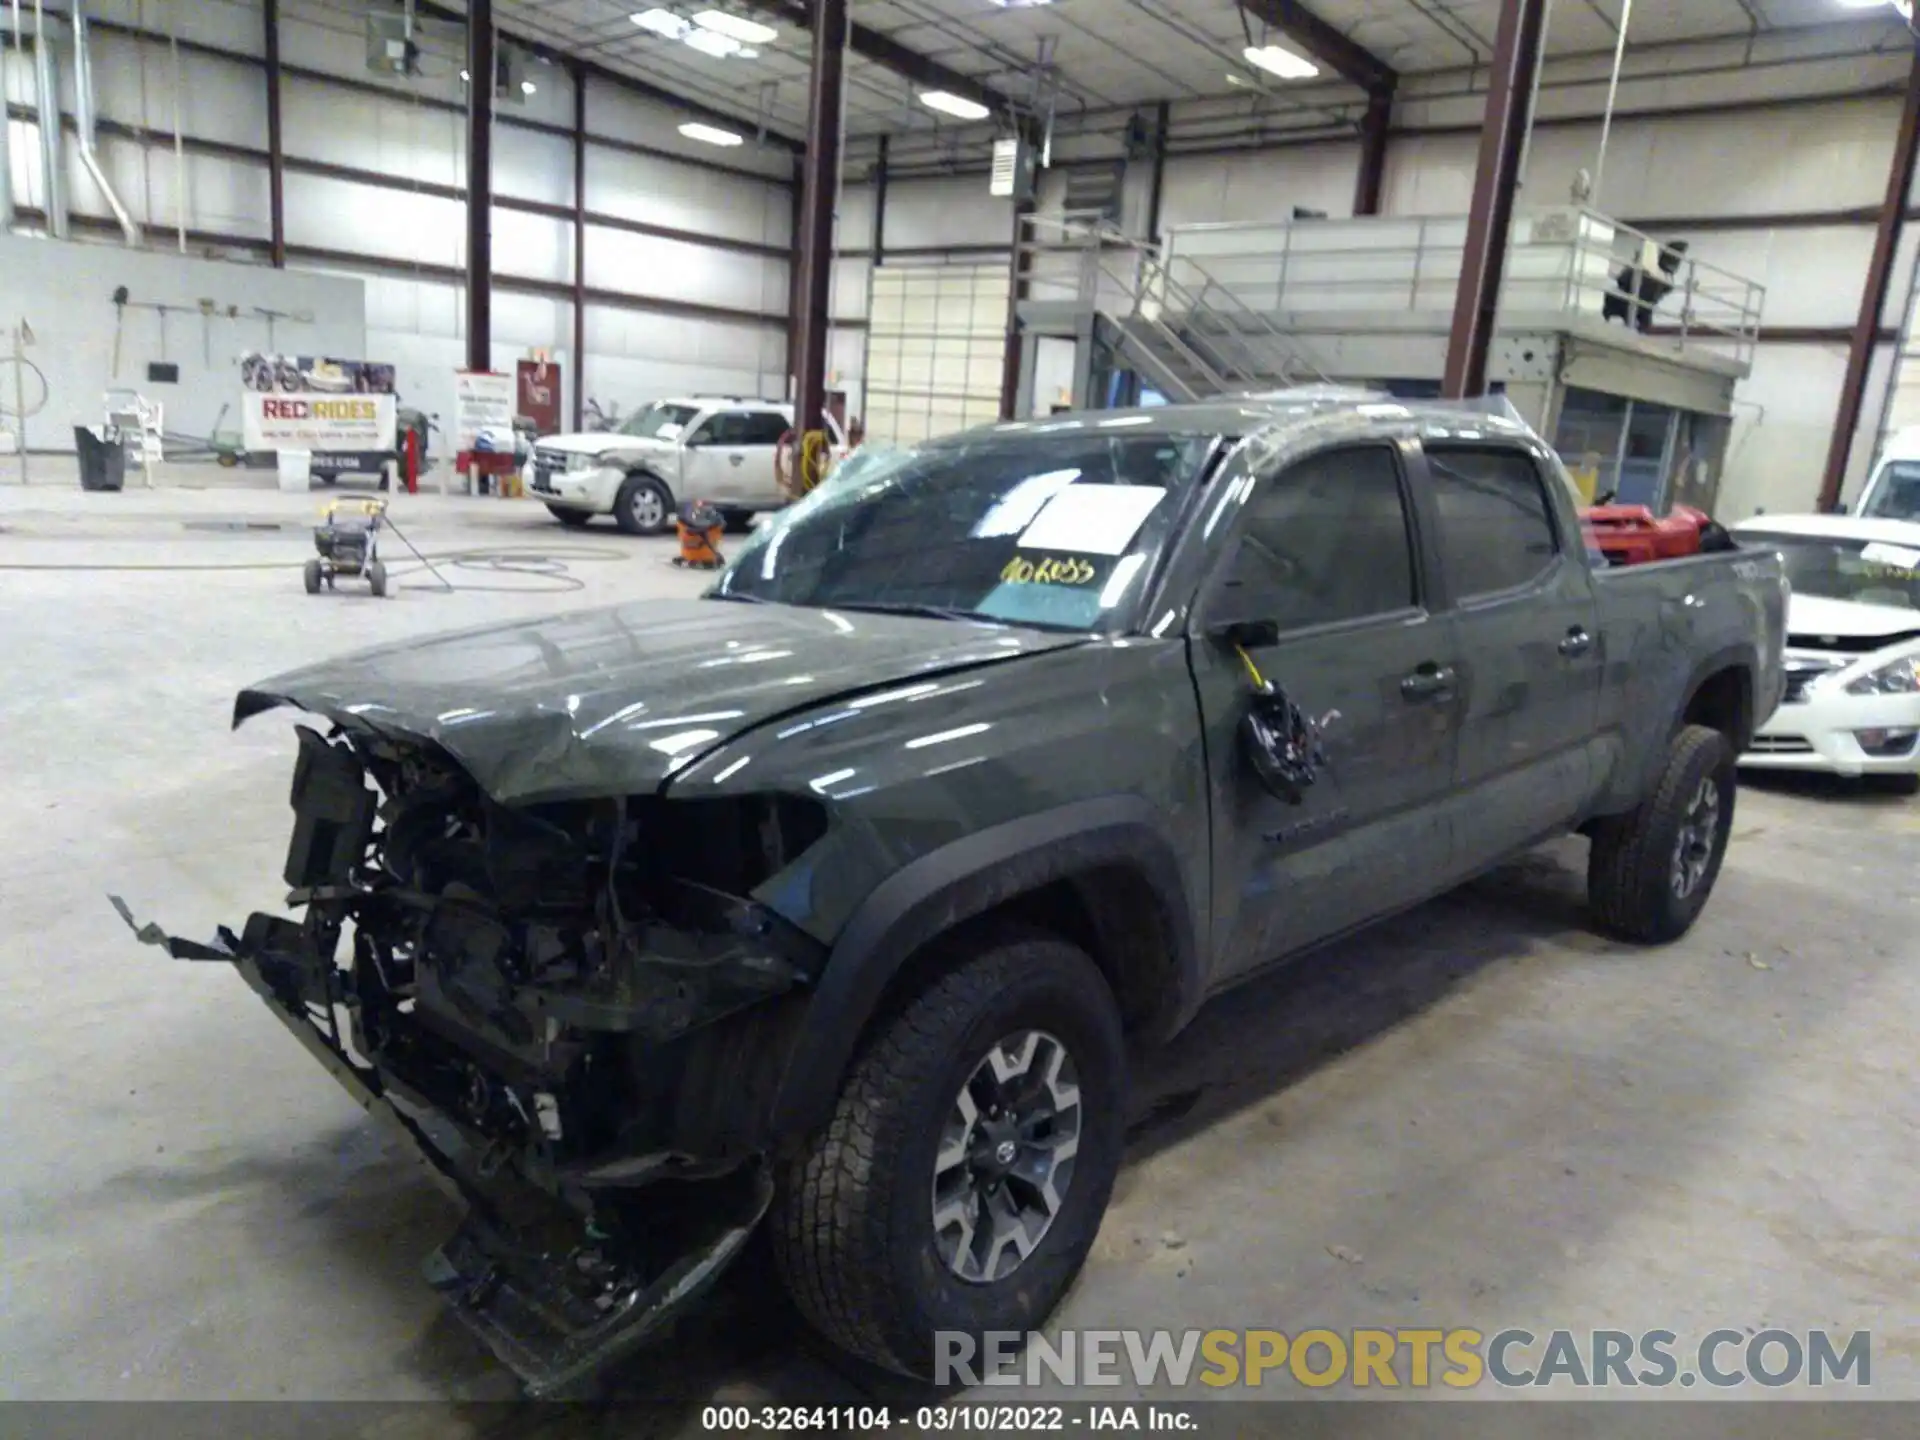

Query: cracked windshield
[{"left": 709, "top": 430, "right": 1222, "bottom": 631}]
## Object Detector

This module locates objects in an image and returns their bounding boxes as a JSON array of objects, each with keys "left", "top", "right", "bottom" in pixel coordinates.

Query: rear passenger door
[
  {"left": 1193, "top": 441, "right": 1466, "bottom": 982},
  {"left": 1418, "top": 443, "right": 1603, "bottom": 875},
  {"left": 732, "top": 409, "right": 792, "bottom": 507},
  {"left": 683, "top": 409, "right": 785, "bottom": 504}
]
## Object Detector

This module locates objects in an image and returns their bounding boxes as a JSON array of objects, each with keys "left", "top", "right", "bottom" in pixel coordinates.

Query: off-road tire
[
  {"left": 613, "top": 473, "right": 673, "bottom": 536},
  {"left": 1588, "top": 723, "right": 1735, "bottom": 943},
  {"left": 770, "top": 929, "right": 1126, "bottom": 1379},
  {"left": 547, "top": 504, "right": 594, "bottom": 528}
]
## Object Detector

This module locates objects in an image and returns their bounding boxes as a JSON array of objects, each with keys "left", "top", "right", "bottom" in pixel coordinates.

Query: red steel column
[
  {"left": 793, "top": 0, "right": 848, "bottom": 436},
  {"left": 264, "top": 0, "right": 286, "bottom": 266},
  {"left": 1440, "top": 0, "right": 1548, "bottom": 398},
  {"left": 465, "top": 0, "right": 495, "bottom": 373},
  {"left": 572, "top": 62, "right": 587, "bottom": 431},
  {"left": 1820, "top": 42, "right": 1920, "bottom": 512},
  {"left": 1353, "top": 87, "right": 1393, "bottom": 216}
]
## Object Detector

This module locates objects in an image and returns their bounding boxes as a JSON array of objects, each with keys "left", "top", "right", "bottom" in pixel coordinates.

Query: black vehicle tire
[
  {"left": 547, "top": 505, "right": 594, "bottom": 528},
  {"left": 1588, "top": 723, "right": 1736, "bottom": 944},
  {"left": 368, "top": 560, "right": 389, "bottom": 598},
  {"left": 613, "top": 473, "right": 673, "bottom": 536},
  {"left": 302, "top": 559, "right": 322, "bottom": 595},
  {"left": 770, "top": 929, "right": 1126, "bottom": 1379},
  {"left": 722, "top": 508, "right": 756, "bottom": 534}
]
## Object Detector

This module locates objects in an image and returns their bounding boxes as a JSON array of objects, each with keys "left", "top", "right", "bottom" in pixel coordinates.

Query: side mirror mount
[{"left": 1211, "top": 617, "right": 1280, "bottom": 650}]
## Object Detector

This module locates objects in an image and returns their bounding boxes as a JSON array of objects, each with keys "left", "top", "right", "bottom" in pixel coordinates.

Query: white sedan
[{"left": 1732, "top": 513, "right": 1920, "bottom": 789}]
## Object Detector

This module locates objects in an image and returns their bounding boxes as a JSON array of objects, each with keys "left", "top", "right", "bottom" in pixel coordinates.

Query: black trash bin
[{"left": 75, "top": 426, "right": 128, "bottom": 492}]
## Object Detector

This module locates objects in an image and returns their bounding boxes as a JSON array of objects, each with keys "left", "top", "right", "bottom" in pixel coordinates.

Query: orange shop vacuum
[{"left": 673, "top": 499, "right": 727, "bottom": 569}]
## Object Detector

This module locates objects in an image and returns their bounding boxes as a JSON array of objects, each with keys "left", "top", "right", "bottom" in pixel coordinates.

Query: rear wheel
[
  {"left": 770, "top": 929, "right": 1126, "bottom": 1379},
  {"left": 1588, "top": 724, "right": 1735, "bottom": 943},
  {"left": 613, "top": 474, "right": 673, "bottom": 536}
]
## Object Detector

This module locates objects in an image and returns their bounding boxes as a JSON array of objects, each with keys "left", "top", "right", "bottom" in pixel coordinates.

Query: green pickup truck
[{"left": 118, "top": 392, "right": 1788, "bottom": 1396}]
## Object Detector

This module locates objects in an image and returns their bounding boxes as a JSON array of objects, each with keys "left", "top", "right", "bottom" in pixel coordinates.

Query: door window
[
  {"left": 1210, "top": 444, "right": 1417, "bottom": 633},
  {"left": 689, "top": 411, "right": 768, "bottom": 447},
  {"left": 1425, "top": 446, "right": 1561, "bottom": 600},
  {"left": 736, "top": 411, "right": 791, "bottom": 446}
]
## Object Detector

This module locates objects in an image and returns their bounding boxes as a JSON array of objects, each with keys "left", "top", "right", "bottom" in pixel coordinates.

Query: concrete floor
[{"left": 4, "top": 466, "right": 1918, "bottom": 1422}]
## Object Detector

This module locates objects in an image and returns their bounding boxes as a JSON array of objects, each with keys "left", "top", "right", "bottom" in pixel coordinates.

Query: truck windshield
[
  {"left": 1860, "top": 461, "right": 1920, "bottom": 520},
  {"left": 619, "top": 403, "right": 700, "bottom": 440},
  {"left": 1743, "top": 532, "right": 1920, "bottom": 611},
  {"left": 708, "top": 430, "right": 1222, "bottom": 632}
]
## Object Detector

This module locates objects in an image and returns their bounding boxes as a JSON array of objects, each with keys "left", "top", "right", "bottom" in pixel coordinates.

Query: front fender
[{"left": 766, "top": 794, "right": 1200, "bottom": 1139}]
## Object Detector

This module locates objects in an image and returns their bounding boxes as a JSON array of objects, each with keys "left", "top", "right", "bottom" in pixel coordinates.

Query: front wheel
[
  {"left": 770, "top": 929, "right": 1126, "bottom": 1379},
  {"left": 1588, "top": 724, "right": 1735, "bottom": 943},
  {"left": 613, "top": 474, "right": 673, "bottom": 536}
]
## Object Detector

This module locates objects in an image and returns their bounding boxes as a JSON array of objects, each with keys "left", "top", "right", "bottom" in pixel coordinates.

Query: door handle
[
  {"left": 1400, "top": 664, "right": 1456, "bottom": 701},
  {"left": 1559, "top": 627, "right": 1593, "bottom": 657}
]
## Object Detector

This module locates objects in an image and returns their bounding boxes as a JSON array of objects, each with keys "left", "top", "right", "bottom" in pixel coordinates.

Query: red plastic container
[{"left": 1580, "top": 503, "right": 1710, "bottom": 566}]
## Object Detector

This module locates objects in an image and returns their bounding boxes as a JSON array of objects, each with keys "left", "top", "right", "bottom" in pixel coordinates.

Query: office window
[
  {"left": 1215, "top": 445, "right": 1417, "bottom": 631},
  {"left": 1427, "top": 446, "right": 1560, "bottom": 599}
]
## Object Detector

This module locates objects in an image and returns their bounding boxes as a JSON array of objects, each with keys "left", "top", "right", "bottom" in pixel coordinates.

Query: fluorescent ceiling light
[
  {"left": 692, "top": 10, "right": 777, "bottom": 44},
  {"left": 684, "top": 26, "right": 744, "bottom": 55},
  {"left": 679, "top": 120, "right": 744, "bottom": 146},
  {"left": 633, "top": 8, "right": 692, "bottom": 38},
  {"left": 459, "top": 69, "right": 470, "bottom": 81},
  {"left": 520, "top": 80, "right": 537, "bottom": 94},
  {"left": 1243, "top": 43, "right": 1319, "bottom": 80},
  {"left": 918, "top": 90, "right": 991, "bottom": 121}
]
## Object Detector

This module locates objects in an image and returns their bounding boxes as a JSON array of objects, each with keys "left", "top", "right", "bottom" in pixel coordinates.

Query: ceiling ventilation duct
[{"left": 73, "top": 7, "right": 141, "bottom": 244}]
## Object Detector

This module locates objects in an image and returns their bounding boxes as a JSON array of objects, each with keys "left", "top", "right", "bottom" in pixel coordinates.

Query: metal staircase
[{"left": 1024, "top": 213, "right": 1328, "bottom": 403}]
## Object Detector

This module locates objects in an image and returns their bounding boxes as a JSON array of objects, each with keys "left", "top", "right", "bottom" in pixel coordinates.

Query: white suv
[{"left": 529, "top": 397, "right": 835, "bottom": 535}]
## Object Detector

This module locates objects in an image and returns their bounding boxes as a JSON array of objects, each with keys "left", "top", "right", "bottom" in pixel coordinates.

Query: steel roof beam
[
  {"left": 1236, "top": 0, "right": 1397, "bottom": 95},
  {"left": 740, "top": 0, "right": 1014, "bottom": 117}
]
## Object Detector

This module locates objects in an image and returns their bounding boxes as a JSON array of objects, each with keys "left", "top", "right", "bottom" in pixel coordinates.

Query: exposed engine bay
[{"left": 114, "top": 720, "right": 829, "bottom": 1395}]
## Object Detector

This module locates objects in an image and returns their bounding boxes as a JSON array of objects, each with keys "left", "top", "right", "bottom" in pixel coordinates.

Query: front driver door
[{"left": 1192, "top": 441, "right": 1465, "bottom": 983}]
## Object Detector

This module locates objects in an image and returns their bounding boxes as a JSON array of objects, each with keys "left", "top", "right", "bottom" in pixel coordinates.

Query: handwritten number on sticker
[{"left": 1002, "top": 555, "right": 1097, "bottom": 586}]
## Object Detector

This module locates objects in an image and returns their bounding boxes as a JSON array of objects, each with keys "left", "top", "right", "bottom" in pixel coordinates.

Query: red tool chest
[{"left": 1579, "top": 503, "right": 1712, "bottom": 566}]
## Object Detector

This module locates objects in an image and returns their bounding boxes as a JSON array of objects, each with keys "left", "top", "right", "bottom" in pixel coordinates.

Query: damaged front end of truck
[{"left": 113, "top": 701, "right": 832, "bottom": 1397}]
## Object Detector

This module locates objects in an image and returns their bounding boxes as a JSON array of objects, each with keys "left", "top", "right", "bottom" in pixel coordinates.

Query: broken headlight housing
[{"left": 1845, "top": 653, "right": 1920, "bottom": 696}]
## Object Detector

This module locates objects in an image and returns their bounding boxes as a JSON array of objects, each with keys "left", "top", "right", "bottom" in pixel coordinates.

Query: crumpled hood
[
  {"left": 234, "top": 599, "right": 1086, "bottom": 805},
  {"left": 533, "top": 432, "right": 672, "bottom": 458}
]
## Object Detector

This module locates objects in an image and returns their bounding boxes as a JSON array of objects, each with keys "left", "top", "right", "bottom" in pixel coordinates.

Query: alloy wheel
[
  {"left": 1670, "top": 775, "right": 1721, "bottom": 899},
  {"left": 931, "top": 1030, "right": 1082, "bottom": 1285}
]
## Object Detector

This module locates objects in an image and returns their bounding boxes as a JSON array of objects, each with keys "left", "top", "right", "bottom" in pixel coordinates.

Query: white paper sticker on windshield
[
  {"left": 656, "top": 423, "right": 683, "bottom": 440},
  {"left": 1016, "top": 484, "right": 1168, "bottom": 556},
  {"left": 1860, "top": 541, "right": 1920, "bottom": 571}
]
